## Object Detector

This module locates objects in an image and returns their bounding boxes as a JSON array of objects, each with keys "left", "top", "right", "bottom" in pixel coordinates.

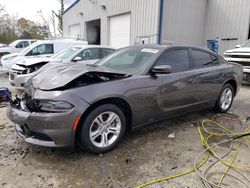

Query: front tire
[
  {"left": 215, "top": 84, "right": 234, "bottom": 113},
  {"left": 79, "top": 104, "right": 126, "bottom": 154}
]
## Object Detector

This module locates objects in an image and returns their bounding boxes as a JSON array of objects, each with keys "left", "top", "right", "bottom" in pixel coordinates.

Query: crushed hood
[
  {"left": 15, "top": 57, "right": 60, "bottom": 67},
  {"left": 2, "top": 53, "right": 20, "bottom": 60},
  {"left": 30, "top": 63, "right": 128, "bottom": 90}
]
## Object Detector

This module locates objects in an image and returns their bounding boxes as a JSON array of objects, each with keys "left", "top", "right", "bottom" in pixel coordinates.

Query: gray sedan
[{"left": 8, "top": 45, "right": 243, "bottom": 154}]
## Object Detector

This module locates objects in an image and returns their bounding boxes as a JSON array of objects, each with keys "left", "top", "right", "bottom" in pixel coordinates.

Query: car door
[
  {"left": 146, "top": 48, "right": 202, "bottom": 120},
  {"left": 189, "top": 49, "right": 224, "bottom": 104},
  {"left": 26, "top": 44, "right": 54, "bottom": 57}
]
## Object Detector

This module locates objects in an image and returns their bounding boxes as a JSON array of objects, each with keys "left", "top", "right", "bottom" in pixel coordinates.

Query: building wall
[
  {"left": 162, "top": 0, "right": 207, "bottom": 46},
  {"left": 63, "top": 0, "right": 250, "bottom": 53},
  {"left": 63, "top": 0, "right": 160, "bottom": 45},
  {"left": 203, "top": 0, "right": 250, "bottom": 54},
  {"left": 63, "top": 1, "right": 85, "bottom": 39}
]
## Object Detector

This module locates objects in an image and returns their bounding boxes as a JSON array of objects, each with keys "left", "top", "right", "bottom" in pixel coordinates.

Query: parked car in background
[
  {"left": 0, "top": 39, "right": 36, "bottom": 58},
  {"left": 0, "top": 39, "right": 88, "bottom": 72},
  {"left": 0, "top": 43, "right": 7, "bottom": 48},
  {"left": 9, "top": 45, "right": 116, "bottom": 88},
  {"left": 224, "top": 39, "right": 250, "bottom": 83},
  {"left": 8, "top": 45, "right": 243, "bottom": 154}
]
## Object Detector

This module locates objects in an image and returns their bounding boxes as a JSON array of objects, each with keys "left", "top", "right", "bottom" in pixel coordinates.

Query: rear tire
[
  {"left": 215, "top": 84, "right": 234, "bottom": 113},
  {"left": 79, "top": 104, "right": 126, "bottom": 154}
]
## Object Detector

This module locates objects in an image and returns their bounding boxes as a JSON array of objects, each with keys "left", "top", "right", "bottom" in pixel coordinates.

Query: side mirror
[
  {"left": 235, "top": 45, "right": 241, "bottom": 48},
  {"left": 152, "top": 65, "right": 172, "bottom": 74},
  {"left": 16, "top": 44, "right": 23, "bottom": 48},
  {"left": 73, "top": 56, "right": 82, "bottom": 62}
]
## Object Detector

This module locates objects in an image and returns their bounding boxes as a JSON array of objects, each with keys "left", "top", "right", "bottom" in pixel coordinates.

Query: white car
[
  {"left": 9, "top": 45, "right": 116, "bottom": 89},
  {"left": 0, "top": 39, "right": 36, "bottom": 58},
  {"left": 0, "top": 43, "right": 7, "bottom": 48},
  {"left": 1, "top": 39, "right": 88, "bottom": 72},
  {"left": 224, "top": 40, "right": 250, "bottom": 83}
]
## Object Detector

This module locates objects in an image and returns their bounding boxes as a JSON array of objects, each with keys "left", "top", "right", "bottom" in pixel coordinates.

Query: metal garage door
[
  {"left": 162, "top": 0, "right": 207, "bottom": 46},
  {"left": 69, "top": 24, "right": 80, "bottom": 38},
  {"left": 109, "top": 14, "right": 131, "bottom": 48}
]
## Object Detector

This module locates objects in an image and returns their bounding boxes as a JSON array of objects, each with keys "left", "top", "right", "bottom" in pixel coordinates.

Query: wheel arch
[
  {"left": 223, "top": 79, "right": 237, "bottom": 96},
  {"left": 75, "top": 97, "right": 133, "bottom": 144}
]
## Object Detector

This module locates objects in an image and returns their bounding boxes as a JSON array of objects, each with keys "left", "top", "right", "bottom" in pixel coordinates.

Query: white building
[{"left": 62, "top": 0, "right": 250, "bottom": 54}]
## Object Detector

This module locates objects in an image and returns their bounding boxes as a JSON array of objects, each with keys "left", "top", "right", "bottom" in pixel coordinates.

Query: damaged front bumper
[{"left": 7, "top": 98, "right": 87, "bottom": 148}]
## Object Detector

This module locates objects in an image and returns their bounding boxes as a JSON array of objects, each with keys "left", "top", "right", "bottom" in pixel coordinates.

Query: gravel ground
[{"left": 0, "top": 72, "right": 249, "bottom": 188}]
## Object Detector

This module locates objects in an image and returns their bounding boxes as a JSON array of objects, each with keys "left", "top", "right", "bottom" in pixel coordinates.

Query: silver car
[
  {"left": 9, "top": 46, "right": 115, "bottom": 89},
  {"left": 8, "top": 45, "right": 243, "bottom": 154}
]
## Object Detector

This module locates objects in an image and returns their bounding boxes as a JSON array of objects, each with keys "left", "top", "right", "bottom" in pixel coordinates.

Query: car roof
[
  {"left": 128, "top": 44, "right": 217, "bottom": 56},
  {"left": 73, "top": 45, "right": 116, "bottom": 49}
]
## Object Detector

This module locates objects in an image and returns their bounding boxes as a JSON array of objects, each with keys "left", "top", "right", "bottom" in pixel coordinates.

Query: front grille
[
  {"left": 31, "top": 131, "right": 53, "bottom": 141},
  {"left": 230, "top": 55, "right": 250, "bottom": 58},
  {"left": 229, "top": 62, "right": 250, "bottom": 66}
]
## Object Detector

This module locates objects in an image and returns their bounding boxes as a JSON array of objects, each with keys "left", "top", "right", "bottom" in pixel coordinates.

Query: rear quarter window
[{"left": 191, "top": 50, "right": 214, "bottom": 68}]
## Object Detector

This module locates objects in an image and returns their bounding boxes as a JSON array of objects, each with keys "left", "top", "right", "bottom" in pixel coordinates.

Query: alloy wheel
[
  {"left": 89, "top": 111, "right": 121, "bottom": 148},
  {"left": 220, "top": 88, "right": 233, "bottom": 111}
]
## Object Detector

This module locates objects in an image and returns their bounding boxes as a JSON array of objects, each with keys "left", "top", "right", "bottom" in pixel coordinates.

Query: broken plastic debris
[{"left": 168, "top": 132, "right": 175, "bottom": 138}]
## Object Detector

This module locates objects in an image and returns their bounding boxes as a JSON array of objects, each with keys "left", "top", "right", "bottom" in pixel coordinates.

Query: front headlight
[{"left": 37, "top": 100, "right": 74, "bottom": 113}]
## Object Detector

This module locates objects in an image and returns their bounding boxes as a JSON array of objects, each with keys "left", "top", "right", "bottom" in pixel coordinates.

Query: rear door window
[
  {"left": 191, "top": 50, "right": 213, "bottom": 68},
  {"left": 154, "top": 49, "right": 190, "bottom": 73}
]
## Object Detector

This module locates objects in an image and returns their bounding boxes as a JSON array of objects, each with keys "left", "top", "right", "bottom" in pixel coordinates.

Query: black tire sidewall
[
  {"left": 79, "top": 104, "right": 126, "bottom": 154},
  {"left": 216, "top": 84, "right": 234, "bottom": 113}
]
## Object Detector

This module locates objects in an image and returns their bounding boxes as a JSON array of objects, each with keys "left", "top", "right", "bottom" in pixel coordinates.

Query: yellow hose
[{"left": 136, "top": 119, "right": 250, "bottom": 188}]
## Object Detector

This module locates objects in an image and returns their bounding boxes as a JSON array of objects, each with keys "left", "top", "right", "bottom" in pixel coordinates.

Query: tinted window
[
  {"left": 155, "top": 49, "right": 190, "bottom": 72},
  {"left": 23, "top": 41, "right": 30, "bottom": 47},
  {"left": 192, "top": 50, "right": 213, "bottom": 68},
  {"left": 77, "top": 48, "right": 101, "bottom": 60},
  {"left": 27, "top": 44, "right": 54, "bottom": 56},
  {"left": 15, "top": 42, "right": 24, "bottom": 48},
  {"left": 16, "top": 41, "right": 29, "bottom": 48},
  {"left": 101, "top": 48, "right": 115, "bottom": 58}
]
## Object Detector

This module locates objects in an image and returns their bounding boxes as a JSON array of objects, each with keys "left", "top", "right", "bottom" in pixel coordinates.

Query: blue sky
[{"left": 0, "top": 0, "right": 75, "bottom": 23}]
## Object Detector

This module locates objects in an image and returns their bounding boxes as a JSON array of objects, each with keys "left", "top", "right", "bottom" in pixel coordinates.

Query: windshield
[
  {"left": 51, "top": 47, "right": 81, "bottom": 59},
  {"left": 9, "top": 40, "right": 19, "bottom": 47},
  {"left": 96, "top": 47, "right": 159, "bottom": 74},
  {"left": 242, "top": 40, "right": 250, "bottom": 48}
]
